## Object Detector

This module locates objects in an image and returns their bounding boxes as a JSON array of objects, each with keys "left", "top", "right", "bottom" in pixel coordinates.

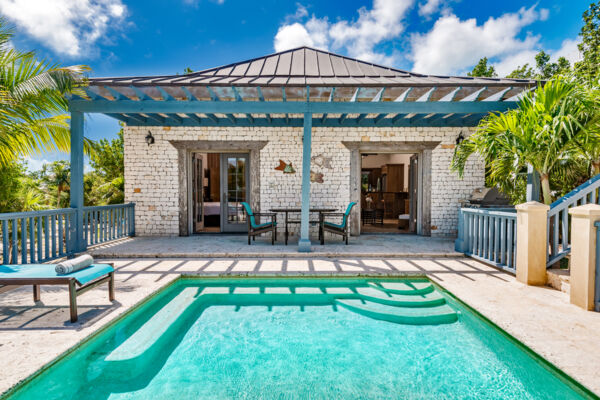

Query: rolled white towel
[{"left": 55, "top": 255, "right": 94, "bottom": 275}]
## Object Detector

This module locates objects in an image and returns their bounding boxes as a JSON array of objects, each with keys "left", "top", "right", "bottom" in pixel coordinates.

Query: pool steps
[
  {"left": 335, "top": 299, "right": 458, "bottom": 325},
  {"left": 336, "top": 281, "right": 458, "bottom": 325},
  {"left": 107, "top": 281, "right": 457, "bottom": 361},
  {"left": 367, "top": 281, "right": 434, "bottom": 295}
]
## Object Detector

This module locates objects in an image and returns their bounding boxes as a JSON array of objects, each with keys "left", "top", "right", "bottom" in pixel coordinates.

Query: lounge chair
[
  {"left": 319, "top": 202, "right": 357, "bottom": 245},
  {"left": 241, "top": 202, "right": 277, "bottom": 245},
  {"left": 0, "top": 262, "right": 115, "bottom": 322}
]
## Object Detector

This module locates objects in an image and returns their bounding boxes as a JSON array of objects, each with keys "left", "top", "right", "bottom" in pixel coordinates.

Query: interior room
[{"left": 360, "top": 153, "right": 417, "bottom": 234}]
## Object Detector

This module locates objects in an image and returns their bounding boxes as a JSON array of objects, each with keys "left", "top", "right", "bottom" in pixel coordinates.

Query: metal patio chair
[
  {"left": 319, "top": 202, "right": 357, "bottom": 245},
  {"left": 241, "top": 202, "right": 277, "bottom": 245}
]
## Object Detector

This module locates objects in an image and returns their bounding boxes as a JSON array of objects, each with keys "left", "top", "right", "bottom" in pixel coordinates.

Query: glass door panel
[{"left": 220, "top": 153, "right": 249, "bottom": 232}]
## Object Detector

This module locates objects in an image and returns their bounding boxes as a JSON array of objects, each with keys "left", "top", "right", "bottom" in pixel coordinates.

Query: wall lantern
[
  {"left": 455, "top": 131, "right": 465, "bottom": 146},
  {"left": 145, "top": 131, "right": 155, "bottom": 146}
]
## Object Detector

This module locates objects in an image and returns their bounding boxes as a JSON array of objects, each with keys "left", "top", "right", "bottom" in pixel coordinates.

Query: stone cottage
[{"left": 71, "top": 46, "right": 535, "bottom": 251}]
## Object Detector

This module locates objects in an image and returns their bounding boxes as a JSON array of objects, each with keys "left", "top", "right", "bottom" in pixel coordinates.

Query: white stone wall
[{"left": 124, "top": 125, "right": 483, "bottom": 237}]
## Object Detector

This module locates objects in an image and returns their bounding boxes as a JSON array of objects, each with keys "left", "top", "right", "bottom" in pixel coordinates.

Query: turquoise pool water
[{"left": 4, "top": 277, "right": 595, "bottom": 400}]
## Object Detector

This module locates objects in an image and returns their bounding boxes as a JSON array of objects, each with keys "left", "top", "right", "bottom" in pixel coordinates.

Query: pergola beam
[{"left": 70, "top": 99, "right": 516, "bottom": 115}]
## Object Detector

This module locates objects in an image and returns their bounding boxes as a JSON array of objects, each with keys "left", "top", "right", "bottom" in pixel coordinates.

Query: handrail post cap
[
  {"left": 568, "top": 203, "right": 600, "bottom": 217},
  {"left": 515, "top": 201, "right": 549, "bottom": 212}
]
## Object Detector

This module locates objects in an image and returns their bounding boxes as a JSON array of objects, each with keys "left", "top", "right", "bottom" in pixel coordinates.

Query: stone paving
[
  {"left": 1, "top": 257, "right": 600, "bottom": 396},
  {"left": 88, "top": 233, "right": 459, "bottom": 258}
]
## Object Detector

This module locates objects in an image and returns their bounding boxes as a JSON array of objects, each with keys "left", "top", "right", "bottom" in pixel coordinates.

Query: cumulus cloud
[
  {"left": 410, "top": 6, "right": 548, "bottom": 75},
  {"left": 274, "top": 0, "right": 414, "bottom": 65},
  {"left": 418, "top": 0, "right": 443, "bottom": 17},
  {"left": 0, "top": 0, "right": 127, "bottom": 57}
]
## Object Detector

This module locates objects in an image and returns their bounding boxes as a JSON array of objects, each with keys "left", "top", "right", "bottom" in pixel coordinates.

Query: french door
[{"left": 220, "top": 153, "right": 250, "bottom": 232}]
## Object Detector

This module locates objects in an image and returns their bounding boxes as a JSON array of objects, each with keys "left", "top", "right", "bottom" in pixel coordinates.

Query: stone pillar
[
  {"left": 568, "top": 204, "right": 600, "bottom": 311},
  {"left": 515, "top": 201, "right": 549, "bottom": 285}
]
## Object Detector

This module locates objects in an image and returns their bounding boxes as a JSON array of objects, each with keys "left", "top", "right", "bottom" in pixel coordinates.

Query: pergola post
[
  {"left": 298, "top": 112, "right": 312, "bottom": 252},
  {"left": 69, "top": 110, "right": 86, "bottom": 254}
]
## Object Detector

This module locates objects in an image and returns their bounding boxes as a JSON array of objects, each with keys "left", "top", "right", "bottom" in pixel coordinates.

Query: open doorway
[
  {"left": 360, "top": 153, "right": 418, "bottom": 234},
  {"left": 190, "top": 152, "right": 249, "bottom": 234}
]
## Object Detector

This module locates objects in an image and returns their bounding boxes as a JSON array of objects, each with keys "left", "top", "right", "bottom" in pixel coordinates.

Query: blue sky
[{"left": 0, "top": 0, "right": 591, "bottom": 170}]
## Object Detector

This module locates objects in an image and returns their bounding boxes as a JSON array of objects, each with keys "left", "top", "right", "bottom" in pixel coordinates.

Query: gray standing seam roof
[{"left": 89, "top": 46, "right": 535, "bottom": 88}]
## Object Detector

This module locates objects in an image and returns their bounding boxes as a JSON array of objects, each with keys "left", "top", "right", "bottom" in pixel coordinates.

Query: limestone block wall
[{"left": 124, "top": 125, "right": 483, "bottom": 237}]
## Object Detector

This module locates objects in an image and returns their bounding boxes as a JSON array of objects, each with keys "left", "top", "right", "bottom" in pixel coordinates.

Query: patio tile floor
[{"left": 88, "top": 234, "right": 459, "bottom": 258}]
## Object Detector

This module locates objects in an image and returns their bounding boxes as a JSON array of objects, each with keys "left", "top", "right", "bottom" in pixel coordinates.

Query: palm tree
[
  {"left": 452, "top": 77, "right": 598, "bottom": 205},
  {"left": 47, "top": 161, "right": 70, "bottom": 208},
  {"left": 0, "top": 21, "right": 92, "bottom": 166}
]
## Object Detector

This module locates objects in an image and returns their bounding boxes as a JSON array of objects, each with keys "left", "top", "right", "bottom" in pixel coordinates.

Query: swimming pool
[{"left": 3, "top": 277, "right": 596, "bottom": 399}]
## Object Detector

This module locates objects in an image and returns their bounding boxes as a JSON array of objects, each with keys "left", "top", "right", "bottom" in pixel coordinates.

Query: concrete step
[
  {"left": 336, "top": 299, "right": 458, "bottom": 325},
  {"left": 355, "top": 287, "right": 446, "bottom": 308},
  {"left": 367, "top": 280, "right": 434, "bottom": 295},
  {"left": 547, "top": 269, "right": 570, "bottom": 294}
]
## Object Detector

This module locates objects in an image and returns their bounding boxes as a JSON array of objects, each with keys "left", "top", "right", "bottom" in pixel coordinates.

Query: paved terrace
[
  {"left": 88, "top": 234, "right": 459, "bottom": 258},
  {"left": 1, "top": 256, "right": 600, "bottom": 397}
]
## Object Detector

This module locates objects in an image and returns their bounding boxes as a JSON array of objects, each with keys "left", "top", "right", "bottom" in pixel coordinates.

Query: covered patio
[{"left": 65, "top": 46, "right": 535, "bottom": 253}]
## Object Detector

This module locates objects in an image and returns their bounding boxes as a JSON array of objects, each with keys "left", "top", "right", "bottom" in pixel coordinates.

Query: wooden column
[
  {"left": 298, "top": 112, "right": 312, "bottom": 252},
  {"left": 69, "top": 111, "right": 86, "bottom": 253}
]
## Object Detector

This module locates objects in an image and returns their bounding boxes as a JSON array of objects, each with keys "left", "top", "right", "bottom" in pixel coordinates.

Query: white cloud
[
  {"left": 410, "top": 6, "right": 548, "bottom": 75},
  {"left": 493, "top": 38, "right": 582, "bottom": 77},
  {"left": 418, "top": 0, "right": 443, "bottom": 17},
  {"left": 0, "top": 0, "right": 127, "bottom": 57},
  {"left": 274, "top": 0, "right": 414, "bottom": 65},
  {"left": 24, "top": 157, "right": 50, "bottom": 172}
]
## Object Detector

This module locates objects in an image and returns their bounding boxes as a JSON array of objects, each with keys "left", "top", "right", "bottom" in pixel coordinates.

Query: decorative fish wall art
[
  {"left": 310, "top": 170, "right": 324, "bottom": 183},
  {"left": 274, "top": 160, "right": 296, "bottom": 174}
]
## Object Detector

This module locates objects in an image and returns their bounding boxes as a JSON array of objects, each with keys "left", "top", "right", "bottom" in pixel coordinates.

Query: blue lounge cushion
[{"left": 0, "top": 263, "right": 114, "bottom": 286}]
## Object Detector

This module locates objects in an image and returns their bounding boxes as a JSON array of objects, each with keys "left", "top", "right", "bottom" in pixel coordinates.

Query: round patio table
[{"left": 270, "top": 208, "right": 336, "bottom": 245}]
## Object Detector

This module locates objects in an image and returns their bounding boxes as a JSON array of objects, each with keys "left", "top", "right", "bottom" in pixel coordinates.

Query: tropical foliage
[
  {"left": 0, "top": 127, "right": 124, "bottom": 214},
  {"left": 0, "top": 20, "right": 90, "bottom": 167},
  {"left": 452, "top": 77, "right": 599, "bottom": 204}
]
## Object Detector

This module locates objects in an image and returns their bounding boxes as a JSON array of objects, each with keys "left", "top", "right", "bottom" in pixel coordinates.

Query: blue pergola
[{"left": 68, "top": 47, "right": 535, "bottom": 252}]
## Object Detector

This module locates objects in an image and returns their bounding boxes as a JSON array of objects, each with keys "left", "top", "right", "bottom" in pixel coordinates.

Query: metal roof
[{"left": 89, "top": 46, "right": 535, "bottom": 88}]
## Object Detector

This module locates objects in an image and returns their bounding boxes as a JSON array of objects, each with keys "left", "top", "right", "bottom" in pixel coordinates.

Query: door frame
[
  {"left": 170, "top": 140, "right": 267, "bottom": 236},
  {"left": 343, "top": 141, "right": 438, "bottom": 236},
  {"left": 220, "top": 153, "right": 251, "bottom": 233}
]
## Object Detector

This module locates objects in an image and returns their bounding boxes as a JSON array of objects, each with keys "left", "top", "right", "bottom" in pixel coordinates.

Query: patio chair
[
  {"left": 0, "top": 262, "right": 115, "bottom": 322},
  {"left": 319, "top": 202, "right": 357, "bottom": 245},
  {"left": 241, "top": 202, "right": 277, "bottom": 245}
]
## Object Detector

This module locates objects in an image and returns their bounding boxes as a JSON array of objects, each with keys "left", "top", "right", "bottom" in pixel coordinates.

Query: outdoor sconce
[
  {"left": 145, "top": 131, "right": 155, "bottom": 146},
  {"left": 455, "top": 131, "right": 465, "bottom": 146}
]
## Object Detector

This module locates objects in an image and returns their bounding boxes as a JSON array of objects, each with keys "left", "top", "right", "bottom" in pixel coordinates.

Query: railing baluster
[
  {"left": 28, "top": 217, "right": 34, "bottom": 262},
  {"left": 1, "top": 220, "right": 8, "bottom": 264},
  {"left": 552, "top": 213, "right": 559, "bottom": 258},
  {"left": 507, "top": 219, "right": 514, "bottom": 269},
  {"left": 37, "top": 217, "right": 42, "bottom": 261},
  {"left": 44, "top": 215, "right": 49, "bottom": 260},
  {"left": 10, "top": 219, "right": 18, "bottom": 263},
  {"left": 58, "top": 214, "right": 64, "bottom": 256},
  {"left": 51, "top": 215, "right": 56, "bottom": 258},
  {"left": 20, "top": 218, "right": 26, "bottom": 263},
  {"left": 493, "top": 217, "right": 499, "bottom": 263},
  {"left": 83, "top": 210, "right": 88, "bottom": 246},
  {"left": 482, "top": 215, "right": 488, "bottom": 259}
]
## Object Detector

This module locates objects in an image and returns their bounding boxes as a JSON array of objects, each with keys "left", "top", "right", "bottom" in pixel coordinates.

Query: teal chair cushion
[
  {"left": 324, "top": 221, "right": 344, "bottom": 229},
  {"left": 241, "top": 202, "right": 275, "bottom": 229},
  {"left": 323, "top": 202, "right": 357, "bottom": 229}
]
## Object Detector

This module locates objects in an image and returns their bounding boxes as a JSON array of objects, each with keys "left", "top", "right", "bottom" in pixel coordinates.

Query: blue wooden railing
[
  {"left": 547, "top": 174, "right": 600, "bottom": 267},
  {"left": 83, "top": 203, "right": 135, "bottom": 247},
  {"left": 0, "top": 203, "right": 135, "bottom": 264},
  {"left": 455, "top": 208, "right": 518, "bottom": 273}
]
